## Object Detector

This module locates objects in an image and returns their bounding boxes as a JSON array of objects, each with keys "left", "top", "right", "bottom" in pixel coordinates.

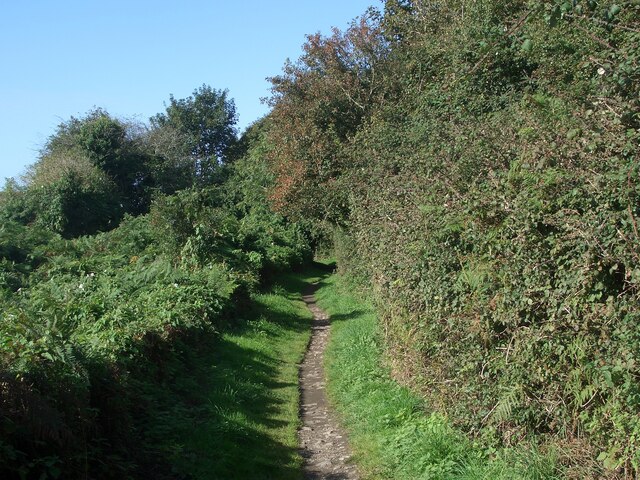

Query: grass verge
[
  {"left": 315, "top": 271, "right": 563, "bottom": 480},
  {"left": 140, "top": 265, "right": 327, "bottom": 479}
]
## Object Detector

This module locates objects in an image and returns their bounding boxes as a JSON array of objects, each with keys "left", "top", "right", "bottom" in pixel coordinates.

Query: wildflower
[{"left": 597, "top": 67, "right": 605, "bottom": 75}]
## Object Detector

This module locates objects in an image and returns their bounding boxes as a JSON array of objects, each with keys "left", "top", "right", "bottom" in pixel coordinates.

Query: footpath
[{"left": 299, "top": 283, "right": 359, "bottom": 480}]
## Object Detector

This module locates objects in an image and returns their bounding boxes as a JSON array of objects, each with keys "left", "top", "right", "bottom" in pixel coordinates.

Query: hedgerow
[{"left": 265, "top": 0, "right": 640, "bottom": 476}]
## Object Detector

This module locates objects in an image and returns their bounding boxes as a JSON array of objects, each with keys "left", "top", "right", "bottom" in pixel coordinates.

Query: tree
[
  {"left": 265, "top": 12, "right": 388, "bottom": 223},
  {"left": 42, "top": 109, "right": 153, "bottom": 215},
  {"left": 151, "top": 85, "right": 238, "bottom": 186},
  {"left": 0, "top": 109, "right": 159, "bottom": 237},
  {"left": 139, "top": 123, "right": 196, "bottom": 195}
]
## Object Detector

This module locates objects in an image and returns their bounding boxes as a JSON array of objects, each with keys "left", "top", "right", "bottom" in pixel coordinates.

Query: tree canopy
[
  {"left": 0, "top": 85, "right": 239, "bottom": 238},
  {"left": 151, "top": 84, "right": 238, "bottom": 185}
]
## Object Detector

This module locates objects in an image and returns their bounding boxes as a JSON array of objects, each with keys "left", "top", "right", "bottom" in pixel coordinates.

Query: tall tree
[
  {"left": 265, "top": 12, "right": 388, "bottom": 223},
  {"left": 151, "top": 85, "right": 238, "bottom": 185}
]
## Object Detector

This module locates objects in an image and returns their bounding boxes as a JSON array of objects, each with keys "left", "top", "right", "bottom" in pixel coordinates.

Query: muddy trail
[{"left": 299, "top": 284, "right": 359, "bottom": 480}]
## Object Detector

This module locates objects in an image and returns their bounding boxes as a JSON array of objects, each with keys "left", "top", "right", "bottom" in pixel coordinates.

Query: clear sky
[{"left": 0, "top": 0, "right": 378, "bottom": 182}]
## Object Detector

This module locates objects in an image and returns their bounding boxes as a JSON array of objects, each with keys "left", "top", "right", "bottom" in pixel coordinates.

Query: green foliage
[
  {"left": 0, "top": 215, "right": 238, "bottom": 476},
  {"left": 225, "top": 121, "right": 312, "bottom": 276},
  {"left": 42, "top": 109, "right": 153, "bottom": 216},
  {"left": 265, "top": 0, "right": 640, "bottom": 476},
  {"left": 151, "top": 84, "right": 238, "bottom": 185},
  {"left": 317, "top": 272, "right": 562, "bottom": 479},
  {"left": 0, "top": 111, "right": 149, "bottom": 237},
  {"left": 0, "top": 159, "right": 123, "bottom": 239},
  {"left": 0, "top": 221, "right": 67, "bottom": 307},
  {"left": 0, "top": 110, "right": 312, "bottom": 477},
  {"left": 1, "top": 85, "right": 242, "bottom": 239},
  {"left": 147, "top": 268, "right": 321, "bottom": 479}
]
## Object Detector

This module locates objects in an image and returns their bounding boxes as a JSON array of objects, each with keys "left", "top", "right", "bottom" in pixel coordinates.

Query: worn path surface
[{"left": 299, "top": 284, "right": 359, "bottom": 480}]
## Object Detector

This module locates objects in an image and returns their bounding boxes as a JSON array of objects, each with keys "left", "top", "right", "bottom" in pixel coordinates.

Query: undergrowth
[
  {"left": 0, "top": 119, "right": 314, "bottom": 478},
  {"left": 264, "top": 2, "right": 640, "bottom": 474}
]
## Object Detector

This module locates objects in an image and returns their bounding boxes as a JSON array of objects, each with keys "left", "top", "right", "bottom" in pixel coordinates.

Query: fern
[{"left": 492, "top": 387, "right": 521, "bottom": 424}]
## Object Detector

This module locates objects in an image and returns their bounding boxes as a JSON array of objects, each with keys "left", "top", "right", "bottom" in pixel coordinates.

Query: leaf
[
  {"left": 598, "top": 447, "right": 622, "bottom": 470},
  {"left": 493, "top": 387, "right": 520, "bottom": 423},
  {"left": 609, "top": 5, "right": 621, "bottom": 16},
  {"left": 567, "top": 128, "right": 581, "bottom": 140},
  {"left": 547, "top": 6, "right": 562, "bottom": 27},
  {"left": 521, "top": 39, "right": 533, "bottom": 53}
]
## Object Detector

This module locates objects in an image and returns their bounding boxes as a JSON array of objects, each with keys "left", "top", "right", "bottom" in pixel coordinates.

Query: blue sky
[{"left": 0, "top": 0, "right": 378, "bottom": 181}]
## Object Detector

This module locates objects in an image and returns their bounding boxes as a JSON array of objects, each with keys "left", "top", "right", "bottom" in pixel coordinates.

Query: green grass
[
  {"left": 140, "top": 265, "right": 328, "bottom": 479},
  {"left": 315, "top": 271, "right": 563, "bottom": 480}
]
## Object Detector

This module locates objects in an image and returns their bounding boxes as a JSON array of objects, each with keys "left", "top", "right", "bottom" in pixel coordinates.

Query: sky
[{"left": 0, "top": 0, "right": 378, "bottom": 182}]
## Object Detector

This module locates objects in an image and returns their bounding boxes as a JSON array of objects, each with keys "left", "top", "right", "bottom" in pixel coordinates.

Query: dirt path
[{"left": 299, "top": 284, "right": 359, "bottom": 480}]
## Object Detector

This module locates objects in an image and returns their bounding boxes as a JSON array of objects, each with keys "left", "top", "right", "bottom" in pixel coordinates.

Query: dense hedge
[{"left": 266, "top": 0, "right": 640, "bottom": 476}]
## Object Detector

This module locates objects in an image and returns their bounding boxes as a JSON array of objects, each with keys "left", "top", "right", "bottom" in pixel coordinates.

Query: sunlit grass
[{"left": 316, "top": 272, "right": 562, "bottom": 480}]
